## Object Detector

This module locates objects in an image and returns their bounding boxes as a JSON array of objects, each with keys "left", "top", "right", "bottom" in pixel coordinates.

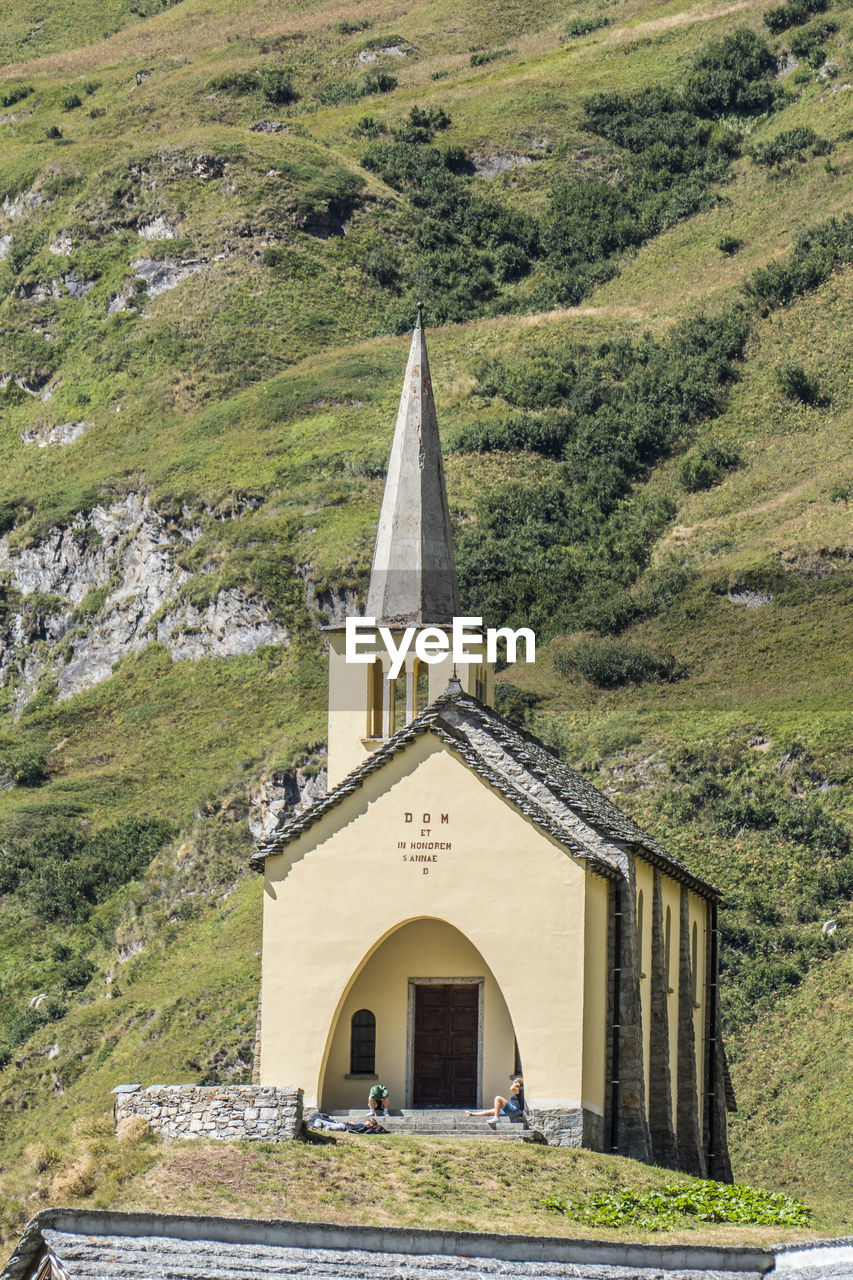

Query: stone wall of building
[{"left": 113, "top": 1085, "right": 303, "bottom": 1142}]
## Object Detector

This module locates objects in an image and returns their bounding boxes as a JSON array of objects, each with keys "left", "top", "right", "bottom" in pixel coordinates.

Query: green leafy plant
[
  {"left": 544, "top": 1180, "right": 811, "bottom": 1229},
  {"left": 61, "top": 93, "right": 83, "bottom": 110}
]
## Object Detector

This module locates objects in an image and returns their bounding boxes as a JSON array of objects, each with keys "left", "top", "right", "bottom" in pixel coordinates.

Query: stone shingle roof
[
  {"left": 1, "top": 1207, "right": 778, "bottom": 1278},
  {"left": 251, "top": 683, "right": 720, "bottom": 900}
]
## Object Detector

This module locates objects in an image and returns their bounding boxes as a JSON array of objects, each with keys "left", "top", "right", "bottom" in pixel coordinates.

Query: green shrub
[
  {"left": 763, "top": 0, "right": 826, "bottom": 33},
  {"left": 0, "top": 739, "right": 49, "bottom": 786},
  {"left": 776, "top": 362, "right": 823, "bottom": 405},
  {"left": 45, "top": 125, "right": 62, "bottom": 139},
  {"left": 745, "top": 213, "right": 853, "bottom": 307},
  {"left": 829, "top": 482, "right": 853, "bottom": 502},
  {"left": 448, "top": 411, "right": 570, "bottom": 457},
  {"left": 683, "top": 28, "right": 780, "bottom": 118},
  {"left": 678, "top": 442, "right": 741, "bottom": 491},
  {"left": 260, "top": 68, "right": 296, "bottom": 104},
  {"left": 351, "top": 114, "right": 384, "bottom": 138},
  {"left": 336, "top": 18, "right": 371, "bottom": 33},
  {"left": 542, "top": 181, "right": 640, "bottom": 270},
  {"left": 89, "top": 106, "right": 106, "bottom": 118},
  {"left": 394, "top": 105, "right": 450, "bottom": 144},
  {"left": 72, "top": 586, "right": 109, "bottom": 621},
  {"left": 470, "top": 49, "right": 512, "bottom": 66},
  {"left": 494, "top": 683, "right": 540, "bottom": 725},
  {"left": 10, "top": 816, "right": 178, "bottom": 924},
  {"left": 789, "top": 19, "right": 838, "bottom": 66},
  {"left": 566, "top": 15, "right": 610, "bottom": 36},
  {"left": 749, "top": 126, "right": 832, "bottom": 167},
  {"left": 717, "top": 235, "right": 743, "bottom": 254},
  {"left": 61, "top": 93, "right": 83, "bottom": 110},
  {"left": 555, "top": 640, "right": 682, "bottom": 687},
  {"left": 0, "top": 85, "right": 33, "bottom": 108},
  {"left": 362, "top": 246, "right": 399, "bottom": 287},
  {"left": 208, "top": 70, "right": 259, "bottom": 95},
  {"left": 362, "top": 72, "right": 397, "bottom": 95}
]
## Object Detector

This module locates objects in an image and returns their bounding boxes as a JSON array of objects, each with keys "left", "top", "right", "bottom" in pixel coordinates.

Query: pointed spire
[{"left": 366, "top": 308, "right": 461, "bottom": 625}]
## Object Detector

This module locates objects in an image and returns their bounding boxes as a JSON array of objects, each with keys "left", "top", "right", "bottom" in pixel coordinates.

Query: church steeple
[
  {"left": 366, "top": 306, "right": 461, "bottom": 625},
  {"left": 325, "top": 309, "right": 492, "bottom": 787}
]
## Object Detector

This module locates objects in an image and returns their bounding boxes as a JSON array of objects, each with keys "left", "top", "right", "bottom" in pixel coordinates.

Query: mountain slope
[{"left": 0, "top": 0, "right": 851, "bottom": 1245}]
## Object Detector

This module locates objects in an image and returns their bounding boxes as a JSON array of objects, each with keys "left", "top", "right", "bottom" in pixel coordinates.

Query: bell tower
[{"left": 325, "top": 308, "right": 494, "bottom": 786}]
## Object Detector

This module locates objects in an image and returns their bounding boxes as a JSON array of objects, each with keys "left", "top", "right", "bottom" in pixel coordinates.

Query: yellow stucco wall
[
  {"left": 635, "top": 860, "right": 653, "bottom": 1117},
  {"left": 321, "top": 917, "right": 516, "bottom": 1111},
  {"left": 582, "top": 873, "right": 609, "bottom": 1116},
  {"left": 261, "top": 732, "right": 589, "bottom": 1110}
]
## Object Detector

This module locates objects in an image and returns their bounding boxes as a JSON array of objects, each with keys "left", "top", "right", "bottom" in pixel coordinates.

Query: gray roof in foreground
[
  {"left": 2, "top": 1208, "right": 791, "bottom": 1280},
  {"left": 251, "top": 683, "right": 720, "bottom": 900}
]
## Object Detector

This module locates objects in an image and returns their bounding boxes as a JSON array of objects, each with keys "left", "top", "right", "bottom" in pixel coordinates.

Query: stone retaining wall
[{"left": 114, "top": 1085, "right": 303, "bottom": 1142}]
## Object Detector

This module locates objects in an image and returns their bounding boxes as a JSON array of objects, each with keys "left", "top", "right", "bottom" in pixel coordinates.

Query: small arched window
[
  {"left": 664, "top": 905, "right": 672, "bottom": 991},
  {"left": 350, "top": 1009, "right": 376, "bottom": 1075}
]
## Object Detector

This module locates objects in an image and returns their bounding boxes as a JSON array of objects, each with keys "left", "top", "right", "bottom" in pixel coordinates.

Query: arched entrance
[{"left": 320, "top": 918, "right": 518, "bottom": 1112}]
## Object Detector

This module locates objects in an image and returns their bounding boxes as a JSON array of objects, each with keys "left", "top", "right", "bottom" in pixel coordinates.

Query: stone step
[{"left": 320, "top": 1109, "right": 531, "bottom": 1140}]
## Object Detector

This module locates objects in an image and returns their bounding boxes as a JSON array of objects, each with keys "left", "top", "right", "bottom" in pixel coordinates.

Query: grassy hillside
[{"left": 0, "top": 0, "right": 852, "bottom": 1248}]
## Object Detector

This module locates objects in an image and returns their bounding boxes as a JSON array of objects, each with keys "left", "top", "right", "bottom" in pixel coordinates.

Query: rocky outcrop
[
  {"left": 1, "top": 187, "right": 47, "bottom": 218},
  {"left": 20, "top": 421, "right": 90, "bottom": 448},
  {"left": 136, "top": 214, "right": 176, "bottom": 240},
  {"left": 248, "top": 750, "right": 328, "bottom": 840},
  {"left": 157, "top": 589, "right": 288, "bottom": 662},
  {"left": 0, "top": 493, "right": 289, "bottom": 714}
]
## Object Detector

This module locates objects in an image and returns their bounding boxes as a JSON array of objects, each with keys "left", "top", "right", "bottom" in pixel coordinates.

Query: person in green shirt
[{"left": 368, "top": 1083, "right": 390, "bottom": 1118}]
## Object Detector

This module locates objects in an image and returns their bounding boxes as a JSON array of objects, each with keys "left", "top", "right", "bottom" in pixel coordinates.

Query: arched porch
[{"left": 320, "top": 918, "right": 518, "bottom": 1113}]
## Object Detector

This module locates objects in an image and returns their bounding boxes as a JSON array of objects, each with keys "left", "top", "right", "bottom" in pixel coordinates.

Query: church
[{"left": 251, "top": 309, "right": 734, "bottom": 1178}]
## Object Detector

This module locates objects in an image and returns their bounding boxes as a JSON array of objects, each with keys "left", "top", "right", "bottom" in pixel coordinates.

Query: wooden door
[{"left": 412, "top": 983, "right": 479, "bottom": 1107}]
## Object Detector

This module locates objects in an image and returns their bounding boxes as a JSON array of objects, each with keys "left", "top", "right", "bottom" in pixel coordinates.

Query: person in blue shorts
[{"left": 466, "top": 1077, "right": 524, "bottom": 1129}]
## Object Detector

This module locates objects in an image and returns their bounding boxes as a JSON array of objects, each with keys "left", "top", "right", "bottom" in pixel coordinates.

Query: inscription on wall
[{"left": 397, "top": 811, "right": 451, "bottom": 874}]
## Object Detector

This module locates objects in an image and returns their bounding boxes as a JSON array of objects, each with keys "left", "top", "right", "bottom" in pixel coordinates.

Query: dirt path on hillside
[{"left": 603, "top": 0, "right": 754, "bottom": 46}]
